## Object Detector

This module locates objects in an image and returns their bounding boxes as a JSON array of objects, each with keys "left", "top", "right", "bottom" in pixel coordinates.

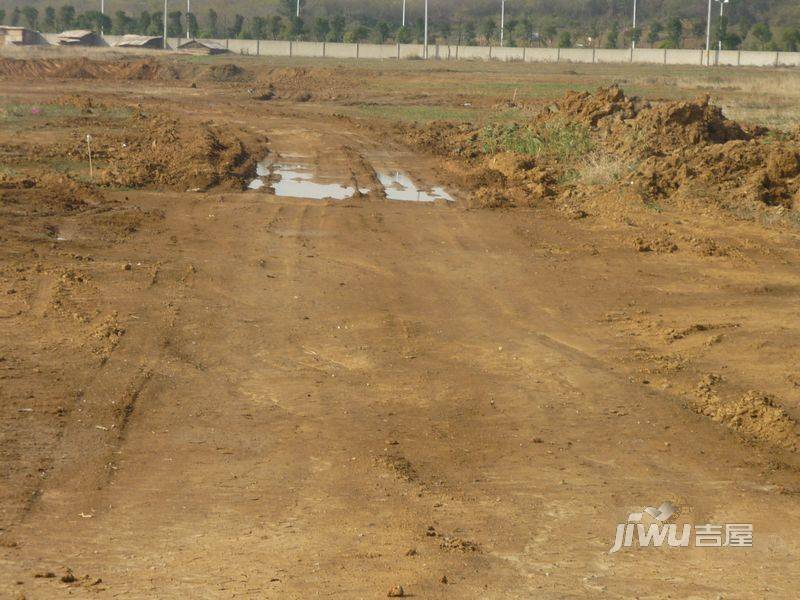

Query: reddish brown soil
[{"left": 1, "top": 57, "right": 800, "bottom": 599}]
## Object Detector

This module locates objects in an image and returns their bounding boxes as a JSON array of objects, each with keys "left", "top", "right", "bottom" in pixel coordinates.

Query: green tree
[
  {"left": 375, "top": 21, "right": 390, "bottom": 43},
  {"left": 438, "top": 21, "right": 451, "bottom": 43},
  {"left": 542, "top": 23, "right": 557, "bottom": 46},
  {"left": 168, "top": 11, "right": 183, "bottom": 37},
  {"left": 0, "top": 10, "right": 5, "bottom": 25},
  {"left": 692, "top": 20, "right": 706, "bottom": 38},
  {"left": 11, "top": 7, "right": 21, "bottom": 26},
  {"left": 43, "top": 6, "right": 56, "bottom": 31},
  {"left": 781, "top": 28, "right": 800, "bottom": 52},
  {"left": 268, "top": 15, "right": 282, "bottom": 39},
  {"left": 59, "top": 5, "right": 75, "bottom": 29},
  {"left": 343, "top": 22, "right": 368, "bottom": 43},
  {"left": 606, "top": 22, "right": 619, "bottom": 48},
  {"left": 138, "top": 11, "right": 151, "bottom": 35},
  {"left": 206, "top": 9, "right": 218, "bottom": 37},
  {"left": 228, "top": 14, "right": 244, "bottom": 38},
  {"left": 557, "top": 31, "right": 572, "bottom": 48},
  {"left": 667, "top": 17, "right": 683, "bottom": 48},
  {"left": 412, "top": 17, "right": 424, "bottom": 42},
  {"left": 186, "top": 13, "right": 198, "bottom": 38},
  {"left": 21, "top": 6, "right": 38, "bottom": 29},
  {"left": 631, "top": 27, "right": 641, "bottom": 46},
  {"left": 723, "top": 32, "right": 741, "bottom": 49},
  {"left": 81, "top": 10, "right": 111, "bottom": 34},
  {"left": 396, "top": 25, "right": 411, "bottom": 43},
  {"left": 481, "top": 17, "right": 496, "bottom": 44},
  {"left": 285, "top": 16, "right": 303, "bottom": 39},
  {"left": 148, "top": 12, "right": 162, "bottom": 36},
  {"left": 647, "top": 21, "right": 662, "bottom": 46},
  {"left": 313, "top": 17, "right": 329, "bottom": 41},
  {"left": 250, "top": 16, "right": 268, "bottom": 40},
  {"left": 462, "top": 21, "right": 476, "bottom": 45},
  {"left": 330, "top": 14, "right": 345, "bottom": 42},
  {"left": 751, "top": 23, "right": 772, "bottom": 49},
  {"left": 518, "top": 17, "right": 534, "bottom": 46},
  {"left": 112, "top": 10, "right": 132, "bottom": 34}
]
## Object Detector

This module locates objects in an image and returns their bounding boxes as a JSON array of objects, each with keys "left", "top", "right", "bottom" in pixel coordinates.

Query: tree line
[{"left": 2, "top": 0, "right": 799, "bottom": 51}]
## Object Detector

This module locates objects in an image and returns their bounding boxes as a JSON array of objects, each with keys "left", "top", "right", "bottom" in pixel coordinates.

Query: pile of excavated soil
[
  {"left": 0, "top": 57, "right": 181, "bottom": 80},
  {"left": 0, "top": 58, "right": 359, "bottom": 101},
  {"left": 694, "top": 375, "right": 800, "bottom": 451},
  {"left": 404, "top": 85, "right": 800, "bottom": 219},
  {"left": 95, "top": 111, "right": 258, "bottom": 191},
  {"left": 0, "top": 91, "right": 262, "bottom": 193},
  {"left": 537, "top": 85, "right": 643, "bottom": 127}
]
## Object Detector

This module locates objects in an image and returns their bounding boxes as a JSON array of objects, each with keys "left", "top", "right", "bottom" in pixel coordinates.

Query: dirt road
[{"left": 2, "top": 62, "right": 800, "bottom": 598}]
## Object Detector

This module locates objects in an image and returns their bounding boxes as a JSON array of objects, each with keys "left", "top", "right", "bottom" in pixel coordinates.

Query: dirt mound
[
  {"left": 254, "top": 66, "right": 361, "bottom": 100},
  {"left": 694, "top": 376, "right": 799, "bottom": 451},
  {"left": 0, "top": 57, "right": 180, "bottom": 81},
  {"left": 626, "top": 95, "right": 752, "bottom": 155},
  {"left": 539, "top": 84, "right": 642, "bottom": 127},
  {"left": 400, "top": 122, "right": 483, "bottom": 160},
  {"left": 98, "top": 111, "right": 258, "bottom": 191},
  {"left": 404, "top": 85, "right": 800, "bottom": 219},
  {"left": 207, "top": 63, "right": 249, "bottom": 82}
]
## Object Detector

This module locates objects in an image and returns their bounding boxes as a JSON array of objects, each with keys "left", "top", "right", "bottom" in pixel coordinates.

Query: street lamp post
[
  {"left": 500, "top": 0, "right": 505, "bottom": 47},
  {"left": 163, "top": 0, "right": 168, "bottom": 49},
  {"left": 631, "top": 0, "right": 637, "bottom": 49},
  {"left": 186, "top": 0, "right": 190, "bottom": 39},
  {"left": 705, "top": 0, "right": 713, "bottom": 63},
  {"left": 716, "top": 0, "right": 729, "bottom": 52},
  {"left": 424, "top": 0, "right": 428, "bottom": 59}
]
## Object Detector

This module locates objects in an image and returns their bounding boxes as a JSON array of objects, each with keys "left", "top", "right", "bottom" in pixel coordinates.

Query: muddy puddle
[
  {"left": 249, "top": 158, "right": 453, "bottom": 203},
  {"left": 377, "top": 171, "right": 453, "bottom": 202}
]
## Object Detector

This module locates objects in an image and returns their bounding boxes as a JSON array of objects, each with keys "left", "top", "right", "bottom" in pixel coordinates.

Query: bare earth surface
[{"left": 1, "top": 54, "right": 800, "bottom": 598}]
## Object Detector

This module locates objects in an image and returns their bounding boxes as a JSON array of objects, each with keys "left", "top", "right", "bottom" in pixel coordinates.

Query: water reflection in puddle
[
  {"left": 377, "top": 171, "right": 454, "bottom": 202},
  {"left": 249, "top": 161, "right": 366, "bottom": 200},
  {"left": 248, "top": 159, "right": 454, "bottom": 203}
]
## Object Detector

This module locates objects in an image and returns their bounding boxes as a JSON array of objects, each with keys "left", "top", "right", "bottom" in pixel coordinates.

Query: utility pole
[
  {"left": 402, "top": 0, "right": 406, "bottom": 27},
  {"left": 163, "top": 0, "right": 168, "bottom": 49},
  {"left": 705, "top": 0, "right": 712, "bottom": 63},
  {"left": 631, "top": 0, "right": 637, "bottom": 49},
  {"left": 716, "top": 0, "right": 729, "bottom": 52},
  {"left": 186, "top": 0, "right": 190, "bottom": 39},
  {"left": 424, "top": 0, "right": 428, "bottom": 58},
  {"left": 500, "top": 0, "right": 505, "bottom": 46},
  {"left": 296, "top": 0, "right": 300, "bottom": 18},
  {"left": 100, "top": 0, "right": 104, "bottom": 34}
]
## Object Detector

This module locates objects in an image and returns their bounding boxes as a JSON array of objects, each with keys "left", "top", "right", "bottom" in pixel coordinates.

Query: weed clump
[{"left": 479, "top": 119, "right": 592, "bottom": 162}]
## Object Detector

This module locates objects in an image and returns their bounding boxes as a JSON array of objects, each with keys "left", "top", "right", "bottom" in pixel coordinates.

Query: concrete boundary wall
[
  {"left": 738, "top": 51, "right": 779, "bottom": 67},
  {"left": 559, "top": 48, "right": 594, "bottom": 63},
  {"left": 23, "top": 34, "right": 800, "bottom": 68},
  {"left": 525, "top": 48, "right": 559, "bottom": 63},
  {"left": 777, "top": 52, "right": 800, "bottom": 67}
]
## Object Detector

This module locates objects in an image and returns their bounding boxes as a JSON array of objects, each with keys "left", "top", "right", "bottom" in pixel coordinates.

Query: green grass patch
[
  {"left": 2, "top": 104, "right": 83, "bottom": 121},
  {"left": 479, "top": 119, "right": 593, "bottom": 160},
  {"left": 1, "top": 103, "right": 133, "bottom": 125}
]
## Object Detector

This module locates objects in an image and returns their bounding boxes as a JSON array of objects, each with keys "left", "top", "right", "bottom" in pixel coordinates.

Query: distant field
[
  {"left": 167, "top": 52, "right": 800, "bottom": 129},
  {"left": 3, "top": 43, "right": 800, "bottom": 129}
]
